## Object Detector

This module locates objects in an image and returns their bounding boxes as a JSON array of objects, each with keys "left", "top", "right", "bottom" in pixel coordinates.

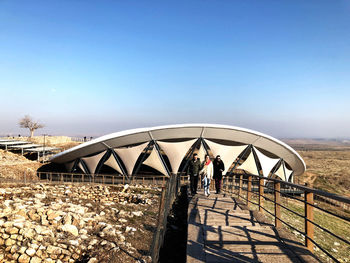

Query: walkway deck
[{"left": 187, "top": 193, "right": 319, "bottom": 263}]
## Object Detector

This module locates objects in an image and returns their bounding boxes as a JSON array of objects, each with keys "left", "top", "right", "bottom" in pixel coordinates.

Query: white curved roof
[{"left": 50, "top": 124, "right": 306, "bottom": 176}]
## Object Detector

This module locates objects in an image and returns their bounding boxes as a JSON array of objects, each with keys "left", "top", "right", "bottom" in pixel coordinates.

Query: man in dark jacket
[
  {"left": 213, "top": 155, "right": 225, "bottom": 194},
  {"left": 187, "top": 153, "right": 202, "bottom": 195}
]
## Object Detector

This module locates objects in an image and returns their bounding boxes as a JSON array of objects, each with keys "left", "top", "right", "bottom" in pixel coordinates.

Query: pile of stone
[
  {"left": 0, "top": 183, "right": 160, "bottom": 263},
  {"left": 0, "top": 150, "right": 41, "bottom": 181}
]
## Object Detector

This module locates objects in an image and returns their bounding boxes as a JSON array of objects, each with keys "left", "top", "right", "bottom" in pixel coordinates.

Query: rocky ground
[{"left": 0, "top": 183, "right": 161, "bottom": 263}]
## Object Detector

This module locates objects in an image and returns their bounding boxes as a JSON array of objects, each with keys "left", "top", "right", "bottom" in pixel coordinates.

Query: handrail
[{"left": 222, "top": 173, "right": 350, "bottom": 263}]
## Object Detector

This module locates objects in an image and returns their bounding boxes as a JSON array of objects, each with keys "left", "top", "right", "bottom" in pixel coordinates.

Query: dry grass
[
  {"left": 297, "top": 150, "right": 350, "bottom": 196},
  {"left": 237, "top": 192, "right": 350, "bottom": 263},
  {"left": 284, "top": 139, "right": 350, "bottom": 197}
]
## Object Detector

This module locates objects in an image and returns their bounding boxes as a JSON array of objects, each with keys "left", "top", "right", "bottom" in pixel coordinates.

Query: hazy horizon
[{"left": 1, "top": 1, "right": 349, "bottom": 138}]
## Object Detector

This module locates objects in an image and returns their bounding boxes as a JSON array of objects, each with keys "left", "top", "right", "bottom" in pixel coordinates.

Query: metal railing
[
  {"left": 150, "top": 174, "right": 183, "bottom": 263},
  {"left": 35, "top": 171, "right": 171, "bottom": 186},
  {"left": 222, "top": 174, "right": 350, "bottom": 263}
]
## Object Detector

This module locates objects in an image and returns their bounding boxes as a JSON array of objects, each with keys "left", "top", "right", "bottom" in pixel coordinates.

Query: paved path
[{"left": 187, "top": 193, "right": 318, "bottom": 263}]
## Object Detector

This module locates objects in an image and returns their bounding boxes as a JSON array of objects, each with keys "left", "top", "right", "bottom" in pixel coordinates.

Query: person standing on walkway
[
  {"left": 187, "top": 153, "right": 202, "bottom": 195},
  {"left": 201, "top": 155, "right": 214, "bottom": 197},
  {"left": 213, "top": 155, "right": 225, "bottom": 194}
]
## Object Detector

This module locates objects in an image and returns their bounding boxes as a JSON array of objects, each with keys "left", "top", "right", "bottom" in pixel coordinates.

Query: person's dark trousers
[
  {"left": 190, "top": 174, "right": 199, "bottom": 194},
  {"left": 215, "top": 177, "right": 222, "bottom": 193}
]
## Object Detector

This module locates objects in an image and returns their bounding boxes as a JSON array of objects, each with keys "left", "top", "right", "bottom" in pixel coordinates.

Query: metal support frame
[
  {"left": 251, "top": 146, "right": 263, "bottom": 177},
  {"left": 132, "top": 141, "right": 153, "bottom": 177},
  {"left": 95, "top": 150, "right": 113, "bottom": 175},
  {"left": 200, "top": 137, "right": 210, "bottom": 156},
  {"left": 111, "top": 149, "right": 129, "bottom": 180},
  {"left": 148, "top": 131, "right": 172, "bottom": 177},
  {"left": 281, "top": 160, "right": 294, "bottom": 183},
  {"left": 271, "top": 158, "right": 283, "bottom": 178},
  {"left": 71, "top": 159, "right": 80, "bottom": 173},
  {"left": 179, "top": 138, "right": 202, "bottom": 175},
  {"left": 152, "top": 140, "right": 172, "bottom": 177},
  {"left": 79, "top": 159, "right": 90, "bottom": 174},
  {"left": 227, "top": 144, "right": 252, "bottom": 175}
]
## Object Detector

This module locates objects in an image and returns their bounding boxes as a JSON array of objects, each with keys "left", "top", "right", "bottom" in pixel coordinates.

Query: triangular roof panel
[
  {"left": 253, "top": 146, "right": 280, "bottom": 178},
  {"left": 205, "top": 139, "right": 248, "bottom": 174},
  {"left": 237, "top": 150, "right": 259, "bottom": 175},
  {"left": 114, "top": 142, "right": 149, "bottom": 176},
  {"left": 143, "top": 147, "right": 169, "bottom": 176},
  {"left": 157, "top": 139, "right": 197, "bottom": 174},
  {"left": 104, "top": 153, "right": 123, "bottom": 175},
  {"left": 81, "top": 151, "right": 106, "bottom": 174}
]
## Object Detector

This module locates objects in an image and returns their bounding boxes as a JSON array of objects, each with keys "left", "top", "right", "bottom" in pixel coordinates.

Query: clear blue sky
[{"left": 1, "top": 0, "right": 349, "bottom": 138}]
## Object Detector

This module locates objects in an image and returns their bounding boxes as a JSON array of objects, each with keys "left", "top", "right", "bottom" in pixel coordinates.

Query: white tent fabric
[
  {"left": 204, "top": 139, "right": 248, "bottom": 174},
  {"left": 237, "top": 150, "right": 259, "bottom": 175},
  {"left": 274, "top": 161, "right": 294, "bottom": 182},
  {"left": 81, "top": 151, "right": 106, "bottom": 174},
  {"left": 65, "top": 161, "right": 75, "bottom": 172},
  {"left": 143, "top": 147, "right": 169, "bottom": 176},
  {"left": 253, "top": 147, "right": 280, "bottom": 178},
  {"left": 157, "top": 139, "right": 197, "bottom": 174},
  {"left": 104, "top": 153, "right": 123, "bottom": 175},
  {"left": 274, "top": 163, "right": 286, "bottom": 181},
  {"left": 114, "top": 142, "right": 149, "bottom": 176},
  {"left": 51, "top": 124, "right": 305, "bottom": 177},
  {"left": 193, "top": 141, "right": 207, "bottom": 162}
]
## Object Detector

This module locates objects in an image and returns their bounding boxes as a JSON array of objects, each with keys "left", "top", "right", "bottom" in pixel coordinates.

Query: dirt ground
[
  {"left": 0, "top": 149, "right": 42, "bottom": 181},
  {"left": 0, "top": 136, "right": 81, "bottom": 181},
  {"left": 285, "top": 139, "right": 350, "bottom": 197}
]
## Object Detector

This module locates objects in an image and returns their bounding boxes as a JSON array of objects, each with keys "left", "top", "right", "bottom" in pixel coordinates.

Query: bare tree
[{"left": 19, "top": 115, "right": 44, "bottom": 137}]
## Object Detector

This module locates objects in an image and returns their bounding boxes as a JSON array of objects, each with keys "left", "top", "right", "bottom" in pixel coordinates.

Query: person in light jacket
[{"left": 200, "top": 154, "right": 214, "bottom": 197}]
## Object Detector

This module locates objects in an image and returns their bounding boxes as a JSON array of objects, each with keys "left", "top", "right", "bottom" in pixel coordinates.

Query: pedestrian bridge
[{"left": 187, "top": 193, "right": 319, "bottom": 263}]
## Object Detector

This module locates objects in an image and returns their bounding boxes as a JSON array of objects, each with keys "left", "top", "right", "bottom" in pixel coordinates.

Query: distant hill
[{"left": 280, "top": 139, "right": 350, "bottom": 197}]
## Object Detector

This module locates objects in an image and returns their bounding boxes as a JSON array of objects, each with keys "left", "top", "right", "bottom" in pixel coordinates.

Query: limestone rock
[
  {"left": 18, "top": 254, "right": 30, "bottom": 263},
  {"left": 5, "top": 238, "right": 16, "bottom": 247},
  {"left": 26, "top": 247, "right": 36, "bottom": 257},
  {"left": 30, "top": 256, "right": 42, "bottom": 263},
  {"left": 60, "top": 224, "right": 79, "bottom": 237},
  {"left": 63, "top": 214, "right": 72, "bottom": 225},
  {"left": 132, "top": 211, "right": 143, "bottom": 217},
  {"left": 5, "top": 227, "right": 19, "bottom": 235}
]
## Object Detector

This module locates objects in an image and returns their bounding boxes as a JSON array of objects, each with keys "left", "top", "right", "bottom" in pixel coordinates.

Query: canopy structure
[{"left": 50, "top": 124, "right": 306, "bottom": 181}]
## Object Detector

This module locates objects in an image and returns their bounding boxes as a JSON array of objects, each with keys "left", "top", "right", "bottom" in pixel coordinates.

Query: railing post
[
  {"left": 259, "top": 177, "right": 264, "bottom": 213},
  {"left": 239, "top": 174, "right": 243, "bottom": 197},
  {"left": 305, "top": 191, "right": 314, "bottom": 252},
  {"left": 158, "top": 186, "right": 166, "bottom": 224},
  {"left": 103, "top": 175, "right": 105, "bottom": 184},
  {"left": 274, "top": 181, "right": 281, "bottom": 228},
  {"left": 123, "top": 176, "right": 125, "bottom": 185},
  {"left": 247, "top": 175, "right": 252, "bottom": 207}
]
